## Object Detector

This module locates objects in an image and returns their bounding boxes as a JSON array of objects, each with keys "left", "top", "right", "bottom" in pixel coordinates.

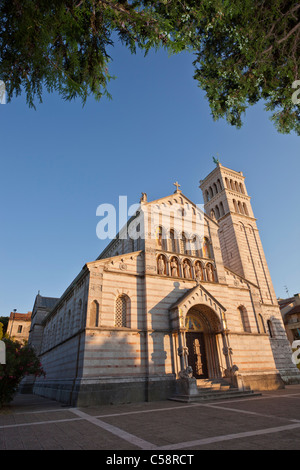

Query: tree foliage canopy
[
  {"left": 0, "top": 335, "right": 45, "bottom": 406},
  {"left": 0, "top": 0, "right": 299, "bottom": 134}
]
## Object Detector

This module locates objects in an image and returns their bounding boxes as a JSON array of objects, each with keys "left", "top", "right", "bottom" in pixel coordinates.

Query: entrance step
[
  {"left": 196, "top": 378, "right": 233, "bottom": 392},
  {"left": 169, "top": 378, "right": 261, "bottom": 403},
  {"left": 169, "top": 388, "right": 261, "bottom": 403}
]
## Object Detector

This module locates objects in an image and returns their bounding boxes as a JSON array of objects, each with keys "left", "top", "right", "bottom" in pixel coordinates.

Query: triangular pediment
[
  {"left": 142, "top": 191, "right": 219, "bottom": 228},
  {"left": 145, "top": 191, "right": 199, "bottom": 209},
  {"left": 170, "top": 282, "right": 226, "bottom": 317}
]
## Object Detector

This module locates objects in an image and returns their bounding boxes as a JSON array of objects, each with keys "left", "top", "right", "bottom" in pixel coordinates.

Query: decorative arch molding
[
  {"left": 170, "top": 285, "right": 235, "bottom": 381},
  {"left": 169, "top": 283, "right": 227, "bottom": 331},
  {"left": 113, "top": 288, "right": 131, "bottom": 298},
  {"left": 185, "top": 305, "right": 222, "bottom": 334},
  {"left": 190, "top": 258, "right": 205, "bottom": 268},
  {"left": 165, "top": 227, "right": 181, "bottom": 239}
]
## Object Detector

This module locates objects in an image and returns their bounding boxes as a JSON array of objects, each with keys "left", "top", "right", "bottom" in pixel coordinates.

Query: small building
[
  {"left": 7, "top": 311, "right": 32, "bottom": 343},
  {"left": 279, "top": 294, "right": 300, "bottom": 344}
]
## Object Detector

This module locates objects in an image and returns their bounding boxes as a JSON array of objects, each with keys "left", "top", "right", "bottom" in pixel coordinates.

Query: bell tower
[{"left": 200, "top": 162, "right": 276, "bottom": 306}]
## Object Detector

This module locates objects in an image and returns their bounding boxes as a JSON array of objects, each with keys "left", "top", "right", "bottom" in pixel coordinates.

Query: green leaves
[
  {"left": 0, "top": 0, "right": 113, "bottom": 107},
  {"left": 0, "top": 1, "right": 299, "bottom": 134},
  {"left": 192, "top": 0, "right": 300, "bottom": 134},
  {"left": 0, "top": 337, "right": 45, "bottom": 406}
]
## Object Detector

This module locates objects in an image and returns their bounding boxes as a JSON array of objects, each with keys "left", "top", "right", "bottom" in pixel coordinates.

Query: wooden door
[{"left": 186, "top": 332, "right": 208, "bottom": 379}]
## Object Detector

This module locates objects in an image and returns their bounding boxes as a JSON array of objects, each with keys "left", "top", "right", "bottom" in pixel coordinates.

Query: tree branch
[{"left": 277, "top": 21, "right": 300, "bottom": 44}]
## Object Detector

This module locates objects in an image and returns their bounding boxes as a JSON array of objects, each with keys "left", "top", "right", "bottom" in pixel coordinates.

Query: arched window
[
  {"left": 202, "top": 237, "right": 211, "bottom": 259},
  {"left": 219, "top": 201, "right": 225, "bottom": 216},
  {"left": 237, "top": 201, "right": 244, "bottom": 214},
  {"left": 258, "top": 314, "right": 265, "bottom": 334},
  {"left": 225, "top": 178, "right": 230, "bottom": 189},
  {"left": 213, "top": 183, "right": 218, "bottom": 195},
  {"left": 233, "top": 199, "right": 238, "bottom": 212},
  {"left": 205, "top": 190, "right": 210, "bottom": 202},
  {"left": 238, "top": 306, "right": 251, "bottom": 332},
  {"left": 169, "top": 229, "right": 177, "bottom": 253},
  {"left": 156, "top": 226, "right": 163, "bottom": 249},
  {"left": 243, "top": 203, "right": 249, "bottom": 216},
  {"left": 190, "top": 235, "right": 201, "bottom": 257},
  {"left": 180, "top": 232, "right": 188, "bottom": 254},
  {"left": 156, "top": 226, "right": 167, "bottom": 251},
  {"left": 210, "top": 208, "right": 216, "bottom": 220},
  {"left": 239, "top": 183, "right": 245, "bottom": 194},
  {"left": 190, "top": 235, "right": 196, "bottom": 256},
  {"left": 215, "top": 205, "right": 220, "bottom": 219},
  {"left": 90, "top": 300, "right": 99, "bottom": 327},
  {"left": 195, "top": 235, "right": 202, "bottom": 257},
  {"left": 115, "top": 296, "right": 128, "bottom": 328},
  {"left": 209, "top": 187, "right": 213, "bottom": 199},
  {"left": 217, "top": 179, "right": 222, "bottom": 191},
  {"left": 267, "top": 319, "right": 275, "bottom": 338}
]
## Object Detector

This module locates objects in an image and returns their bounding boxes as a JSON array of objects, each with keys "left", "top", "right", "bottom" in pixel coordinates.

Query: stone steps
[
  {"left": 169, "top": 388, "right": 261, "bottom": 403},
  {"left": 196, "top": 378, "right": 232, "bottom": 391},
  {"left": 169, "top": 378, "right": 261, "bottom": 403}
]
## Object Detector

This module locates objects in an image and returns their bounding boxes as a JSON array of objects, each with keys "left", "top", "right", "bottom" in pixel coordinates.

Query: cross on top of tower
[{"left": 173, "top": 181, "right": 181, "bottom": 193}]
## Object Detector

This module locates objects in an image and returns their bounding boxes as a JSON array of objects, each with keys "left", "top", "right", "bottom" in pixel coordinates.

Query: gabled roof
[
  {"left": 32, "top": 294, "right": 60, "bottom": 319},
  {"left": 37, "top": 296, "right": 59, "bottom": 309},
  {"left": 9, "top": 312, "right": 32, "bottom": 321},
  {"left": 169, "top": 282, "right": 226, "bottom": 314},
  {"left": 278, "top": 297, "right": 296, "bottom": 308},
  {"left": 96, "top": 189, "right": 218, "bottom": 261},
  {"left": 285, "top": 305, "right": 300, "bottom": 316},
  {"left": 143, "top": 190, "right": 219, "bottom": 227}
]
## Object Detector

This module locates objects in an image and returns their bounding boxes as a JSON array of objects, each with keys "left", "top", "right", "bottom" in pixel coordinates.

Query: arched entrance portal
[
  {"left": 185, "top": 305, "right": 223, "bottom": 380},
  {"left": 185, "top": 313, "right": 208, "bottom": 378}
]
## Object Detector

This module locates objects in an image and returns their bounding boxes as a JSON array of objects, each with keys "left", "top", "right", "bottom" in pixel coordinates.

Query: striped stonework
[{"left": 30, "top": 164, "right": 300, "bottom": 405}]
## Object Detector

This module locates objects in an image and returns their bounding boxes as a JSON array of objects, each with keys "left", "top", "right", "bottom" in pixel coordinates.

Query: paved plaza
[{"left": 1, "top": 385, "right": 300, "bottom": 453}]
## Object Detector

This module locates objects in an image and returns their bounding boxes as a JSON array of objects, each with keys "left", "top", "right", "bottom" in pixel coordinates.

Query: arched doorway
[
  {"left": 185, "top": 305, "right": 223, "bottom": 380},
  {"left": 185, "top": 313, "right": 208, "bottom": 378}
]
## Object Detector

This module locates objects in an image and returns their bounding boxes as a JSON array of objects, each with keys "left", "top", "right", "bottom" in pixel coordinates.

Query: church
[{"left": 28, "top": 162, "right": 300, "bottom": 406}]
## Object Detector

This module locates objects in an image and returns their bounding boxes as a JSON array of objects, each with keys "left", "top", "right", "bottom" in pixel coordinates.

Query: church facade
[{"left": 29, "top": 163, "right": 300, "bottom": 406}]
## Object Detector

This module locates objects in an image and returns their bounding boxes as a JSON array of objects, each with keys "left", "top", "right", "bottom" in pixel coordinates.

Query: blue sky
[{"left": 0, "top": 41, "right": 299, "bottom": 316}]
